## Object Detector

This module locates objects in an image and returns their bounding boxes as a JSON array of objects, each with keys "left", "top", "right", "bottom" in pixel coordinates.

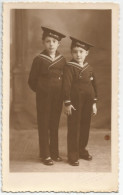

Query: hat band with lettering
[
  {"left": 48, "top": 32, "right": 60, "bottom": 40},
  {"left": 42, "top": 32, "right": 60, "bottom": 41},
  {"left": 71, "top": 42, "right": 89, "bottom": 51},
  {"left": 76, "top": 42, "right": 86, "bottom": 49}
]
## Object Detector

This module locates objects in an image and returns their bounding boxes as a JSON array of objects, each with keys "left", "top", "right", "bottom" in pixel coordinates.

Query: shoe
[
  {"left": 52, "top": 156, "right": 62, "bottom": 162},
  {"left": 43, "top": 157, "right": 54, "bottom": 165},
  {"left": 69, "top": 160, "right": 79, "bottom": 166},
  {"left": 80, "top": 154, "right": 92, "bottom": 161}
]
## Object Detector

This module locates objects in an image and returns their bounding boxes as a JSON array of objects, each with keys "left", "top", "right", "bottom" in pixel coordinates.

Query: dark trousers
[
  {"left": 67, "top": 93, "right": 93, "bottom": 162},
  {"left": 36, "top": 88, "right": 63, "bottom": 159}
]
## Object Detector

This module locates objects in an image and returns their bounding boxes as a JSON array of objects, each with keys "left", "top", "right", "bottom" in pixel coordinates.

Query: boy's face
[
  {"left": 43, "top": 36, "right": 60, "bottom": 54},
  {"left": 71, "top": 46, "right": 89, "bottom": 63}
]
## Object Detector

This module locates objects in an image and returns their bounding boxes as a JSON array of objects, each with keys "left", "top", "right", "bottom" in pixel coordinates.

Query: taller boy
[{"left": 28, "top": 27, "right": 66, "bottom": 165}]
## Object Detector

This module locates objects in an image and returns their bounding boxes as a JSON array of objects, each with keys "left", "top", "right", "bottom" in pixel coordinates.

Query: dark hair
[
  {"left": 42, "top": 32, "right": 60, "bottom": 41},
  {"left": 42, "top": 33, "right": 48, "bottom": 40},
  {"left": 71, "top": 43, "right": 76, "bottom": 50}
]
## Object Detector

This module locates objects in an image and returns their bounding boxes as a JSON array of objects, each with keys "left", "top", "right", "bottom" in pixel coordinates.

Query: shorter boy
[{"left": 63, "top": 37, "right": 98, "bottom": 166}]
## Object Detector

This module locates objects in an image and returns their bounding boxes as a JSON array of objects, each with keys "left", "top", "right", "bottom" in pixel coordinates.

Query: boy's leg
[
  {"left": 49, "top": 91, "right": 63, "bottom": 159},
  {"left": 67, "top": 96, "right": 83, "bottom": 163},
  {"left": 67, "top": 114, "right": 80, "bottom": 162},
  {"left": 79, "top": 96, "right": 93, "bottom": 157},
  {"left": 36, "top": 91, "right": 51, "bottom": 159}
]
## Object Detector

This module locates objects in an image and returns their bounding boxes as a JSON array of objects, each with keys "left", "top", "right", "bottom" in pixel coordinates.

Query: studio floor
[{"left": 10, "top": 128, "right": 111, "bottom": 172}]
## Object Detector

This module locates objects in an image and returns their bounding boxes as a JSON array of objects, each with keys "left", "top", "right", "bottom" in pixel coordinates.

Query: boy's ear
[{"left": 86, "top": 50, "right": 89, "bottom": 55}]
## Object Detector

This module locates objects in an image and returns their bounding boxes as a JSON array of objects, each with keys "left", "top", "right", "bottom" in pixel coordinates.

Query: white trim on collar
[
  {"left": 39, "top": 54, "right": 51, "bottom": 62},
  {"left": 39, "top": 53, "right": 62, "bottom": 62},
  {"left": 80, "top": 64, "right": 90, "bottom": 74},
  {"left": 67, "top": 62, "right": 82, "bottom": 70},
  {"left": 39, "top": 54, "right": 52, "bottom": 62},
  {"left": 67, "top": 62, "right": 88, "bottom": 70},
  {"left": 48, "top": 56, "right": 63, "bottom": 69}
]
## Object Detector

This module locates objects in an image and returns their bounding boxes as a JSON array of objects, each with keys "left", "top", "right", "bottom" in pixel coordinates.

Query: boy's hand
[
  {"left": 65, "top": 105, "right": 76, "bottom": 115},
  {"left": 92, "top": 103, "right": 97, "bottom": 116}
]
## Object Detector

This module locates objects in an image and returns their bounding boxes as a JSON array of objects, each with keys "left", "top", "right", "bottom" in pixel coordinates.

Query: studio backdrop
[{"left": 10, "top": 9, "right": 111, "bottom": 130}]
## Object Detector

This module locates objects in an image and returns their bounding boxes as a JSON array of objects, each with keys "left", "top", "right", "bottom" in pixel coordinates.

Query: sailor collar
[
  {"left": 67, "top": 60, "right": 89, "bottom": 71},
  {"left": 39, "top": 50, "right": 62, "bottom": 62}
]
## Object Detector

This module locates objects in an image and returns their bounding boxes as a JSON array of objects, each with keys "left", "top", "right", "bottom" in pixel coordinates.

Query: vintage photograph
[
  {"left": 2, "top": 2, "right": 118, "bottom": 192},
  {"left": 10, "top": 8, "right": 111, "bottom": 172}
]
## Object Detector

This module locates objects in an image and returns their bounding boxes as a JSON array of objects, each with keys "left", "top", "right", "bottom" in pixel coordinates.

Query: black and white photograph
[{"left": 2, "top": 2, "right": 118, "bottom": 192}]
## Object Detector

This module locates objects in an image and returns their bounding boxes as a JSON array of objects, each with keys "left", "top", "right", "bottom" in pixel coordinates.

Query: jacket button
[{"left": 59, "top": 77, "right": 61, "bottom": 80}]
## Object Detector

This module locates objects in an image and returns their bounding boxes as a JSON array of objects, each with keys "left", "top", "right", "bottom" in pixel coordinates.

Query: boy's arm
[
  {"left": 28, "top": 57, "right": 39, "bottom": 92},
  {"left": 91, "top": 71, "right": 98, "bottom": 103},
  {"left": 63, "top": 65, "right": 73, "bottom": 106}
]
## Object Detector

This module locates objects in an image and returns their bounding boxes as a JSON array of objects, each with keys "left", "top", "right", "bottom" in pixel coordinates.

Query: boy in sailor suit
[
  {"left": 63, "top": 37, "right": 98, "bottom": 166},
  {"left": 28, "top": 27, "right": 66, "bottom": 165}
]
